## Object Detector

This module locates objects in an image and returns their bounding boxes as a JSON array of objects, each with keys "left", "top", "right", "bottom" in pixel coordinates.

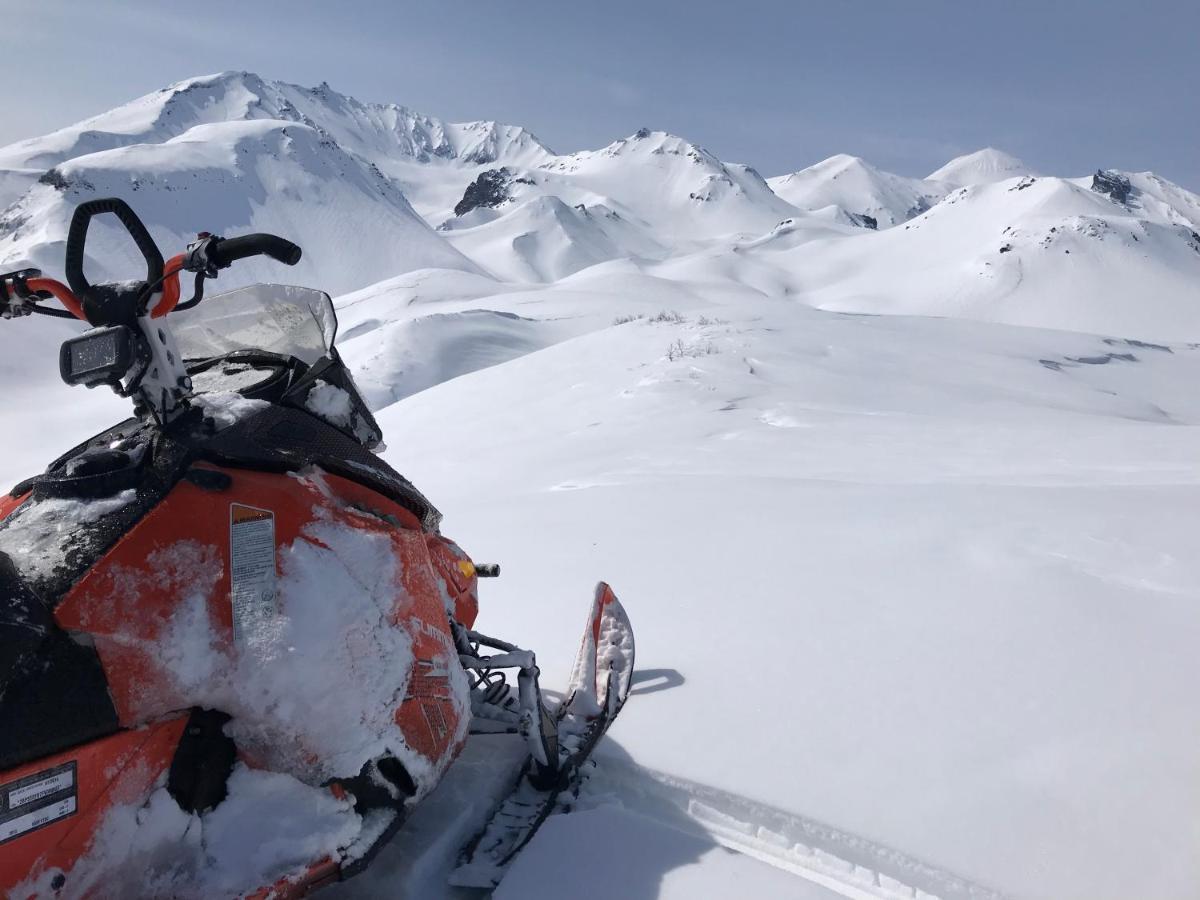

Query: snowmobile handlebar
[
  {"left": 209, "top": 233, "right": 302, "bottom": 268},
  {"left": 65, "top": 198, "right": 165, "bottom": 299},
  {"left": 0, "top": 268, "right": 86, "bottom": 320},
  {"left": 3, "top": 198, "right": 303, "bottom": 324}
]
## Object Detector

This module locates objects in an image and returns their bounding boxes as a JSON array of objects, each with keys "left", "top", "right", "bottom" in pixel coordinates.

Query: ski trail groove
[{"left": 585, "top": 759, "right": 1008, "bottom": 900}]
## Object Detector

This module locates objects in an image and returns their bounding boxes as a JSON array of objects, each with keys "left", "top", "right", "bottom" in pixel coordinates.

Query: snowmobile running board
[{"left": 449, "top": 583, "right": 635, "bottom": 889}]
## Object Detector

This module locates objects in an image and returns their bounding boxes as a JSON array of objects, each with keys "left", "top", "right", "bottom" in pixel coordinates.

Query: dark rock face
[
  {"left": 454, "top": 168, "right": 513, "bottom": 216},
  {"left": 847, "top": 213, "right": 878, "bottom": 230},
  {"left": 37, "top": 169, "right": 70, "bottom": 191},
  {"left": 905, "top": 197, "right": 933, "bottom": 220},
  {"left": 36, "top": 168, "right": 94, "bottom": 193},
  {"left": 1092, "top": 169, "right": 1132, "bottom": 205}
]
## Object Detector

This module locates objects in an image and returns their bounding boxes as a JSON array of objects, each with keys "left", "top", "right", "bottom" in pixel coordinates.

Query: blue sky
[{"left": 4, "top": 0, "right": 1197, "bottom": 187}]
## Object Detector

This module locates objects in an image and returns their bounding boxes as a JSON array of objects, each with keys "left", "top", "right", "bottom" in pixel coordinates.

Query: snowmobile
[{"left": 0, "top": 198, "right": 634, "bottom": 897}]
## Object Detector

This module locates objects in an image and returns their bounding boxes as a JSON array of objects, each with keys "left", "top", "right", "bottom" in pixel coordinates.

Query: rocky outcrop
[
  {"left": 454, "top": 168, "right": 521, "bottom": 216},
  {"left": 1092, "top": 170, "right": 1132, "bottom": 205}
]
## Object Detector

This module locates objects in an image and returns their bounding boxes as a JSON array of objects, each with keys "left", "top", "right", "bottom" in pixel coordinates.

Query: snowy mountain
[
  {"left": 927, "top": 147, "right": 1036, "bottom": 185},
  {"left": 768, "top": 153, "right": 948, "bottom": 227},
  {"left": 780, "top": 173, "right": 1200, "bottom": 339},
  {"left": 0, "top": 72, "right": 551, "bottom": 208},
  {"left": 4, "top": 73, "right": 1197, "bottom": 321},
  {"left": 531, "top": 129, "right": 800, "bottom": 241},
  {"left": 0, "top": 118, "right": 479, "bottom": 297},
  {"left": 439, "top": 192, "right": 671, "bottom": 282},
  {"left": 0, "top": 72, "right": 572, "bottom": 296},
  {"left": 431, "top": 129, "right": 815, "bottom": 281}
]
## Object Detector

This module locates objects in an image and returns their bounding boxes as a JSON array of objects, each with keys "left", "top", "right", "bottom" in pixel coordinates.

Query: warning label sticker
[
  {"left": 1, "top": 761, "right": 78, "bottom": 845},
  {"left": 230, "top": 503, "right": 277, "bottom": 647}
]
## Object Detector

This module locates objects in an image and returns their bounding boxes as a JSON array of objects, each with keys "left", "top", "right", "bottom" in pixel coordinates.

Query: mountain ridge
[{"left": 1, "top": 71, "right": 1199, "bottom": 332}]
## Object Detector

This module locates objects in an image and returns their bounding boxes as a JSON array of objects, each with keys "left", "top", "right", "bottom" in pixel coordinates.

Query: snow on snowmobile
[{"left": 0, "top": 198, "right": 634, "bottom": 897}]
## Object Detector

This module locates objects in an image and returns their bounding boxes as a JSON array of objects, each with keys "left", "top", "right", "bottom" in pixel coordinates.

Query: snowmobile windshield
[{"left": 171, "top": 283, "right": 338, "bottom": 366}]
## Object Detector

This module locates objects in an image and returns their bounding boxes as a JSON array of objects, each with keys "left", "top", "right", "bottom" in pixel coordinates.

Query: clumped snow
[
  {"left": 306, "top": 380, "right": 355, "bottom": 428},
  {"left": 0, "top": 489, "right": 136, "bottom": 580},
  {"left": 16, "top": 765, "right": 361, "bottom": 900},
  {"left": 134, "top": 502, "right": 428, "bottom": 786},
  {"left": 59, "top": 473, "right": 460, "bottom": 794},
  {"left": 190, "top": 390, "right": 270, "bottom": 428}
]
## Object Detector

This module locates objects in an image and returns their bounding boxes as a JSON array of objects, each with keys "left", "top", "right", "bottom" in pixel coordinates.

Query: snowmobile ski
[{"left": 449, "top": 582, "right": 635, "bottom": 889}]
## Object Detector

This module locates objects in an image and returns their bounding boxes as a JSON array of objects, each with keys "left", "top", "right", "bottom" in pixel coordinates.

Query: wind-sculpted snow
[{"left": 927, "top": 148, "right": 1037, "bottom": 185}]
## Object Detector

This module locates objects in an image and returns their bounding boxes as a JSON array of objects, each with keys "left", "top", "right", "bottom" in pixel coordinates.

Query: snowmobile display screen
[
  {"left": 171, "top": 284, "right": 337, "bottom": 366},
  {"left": 59, "top": 326, "right": 134, "bottom": 387}
]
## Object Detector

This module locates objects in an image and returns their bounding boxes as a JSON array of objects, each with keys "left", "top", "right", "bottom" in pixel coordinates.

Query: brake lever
[
  {"left": 182, "top": 233, "right": 227, "bottom": 278},
  {"left": 1, "top": 269, "right": 42, "bottom": 319}
]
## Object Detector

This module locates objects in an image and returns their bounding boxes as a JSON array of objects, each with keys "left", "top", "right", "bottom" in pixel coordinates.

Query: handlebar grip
[
  {"left": 65, "top": 198, "right": 164, "bottom": 297},
  {"left": 210, "top": 233, "right": 302, "bottom": 268}
]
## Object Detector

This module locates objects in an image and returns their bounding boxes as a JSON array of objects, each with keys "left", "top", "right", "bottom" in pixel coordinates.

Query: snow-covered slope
[
  {"left": 1109, "top": 170, "right": 1200, "bottom": 229},
  {"left": 0, "top": 71, "right": 561, "bottom": 296},
  {"left": 0, "top": 72, "right": 551, "bottom": 208},
  {"left": 768, "top": 154, "right": 947, "bottom": 227},
  {"left": 928, "top": 147, "right": 1037, "bottom": 185},
  {"left": 440, "top": 192, "right": 671, "bottom": 282},
  {"left": 778, "top": 174, "right": 1200, "bottom": 340},
  {"left": 0, "top": 118, "right": 479, "bottom": 297},
  {"left": 331, "top": 271, "right": 1200, "bottom": 900},
  {"left": 426, "top": 130, "right": 813, "bottom": 281},
  {"left": 529, "top": 130, "right": 800, "bottom": 241},
  {"left": 7, "top": 74, "right": 1196, "bottom": 326}
]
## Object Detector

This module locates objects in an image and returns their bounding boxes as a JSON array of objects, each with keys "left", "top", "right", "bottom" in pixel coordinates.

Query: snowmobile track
[{"left": 586, "top": 759, "right": 1008, "bottom": 900}]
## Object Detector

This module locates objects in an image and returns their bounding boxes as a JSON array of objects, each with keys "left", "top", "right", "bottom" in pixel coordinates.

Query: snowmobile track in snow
[{"left": 587, "top": 759, "right": 1007, "bottom": 900}]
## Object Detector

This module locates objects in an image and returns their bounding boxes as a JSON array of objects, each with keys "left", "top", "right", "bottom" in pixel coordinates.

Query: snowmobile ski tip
[{"left": 449, "top": 583, "right": 635, "bottom": 889}]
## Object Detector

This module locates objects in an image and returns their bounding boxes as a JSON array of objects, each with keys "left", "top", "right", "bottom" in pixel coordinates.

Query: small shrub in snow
[
  {"left": 613, "top": 313, "right": 645, "bottom": 325},
  {"left": 666, "top": 339, "right": 719, "bottom": 361},
  {"left": 650, "top": 310, "right": 686, "bottom": 324}
]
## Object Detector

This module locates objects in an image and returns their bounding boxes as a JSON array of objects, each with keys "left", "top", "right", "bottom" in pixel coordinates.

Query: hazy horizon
[{"left": 3, "top": 0, "right": 1197, "bottom": 189}]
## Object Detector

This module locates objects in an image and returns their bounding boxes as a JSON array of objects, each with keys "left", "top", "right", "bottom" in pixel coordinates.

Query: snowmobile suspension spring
[{"left": 473, "top": 667, "right": 514, "bottom": 708}]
